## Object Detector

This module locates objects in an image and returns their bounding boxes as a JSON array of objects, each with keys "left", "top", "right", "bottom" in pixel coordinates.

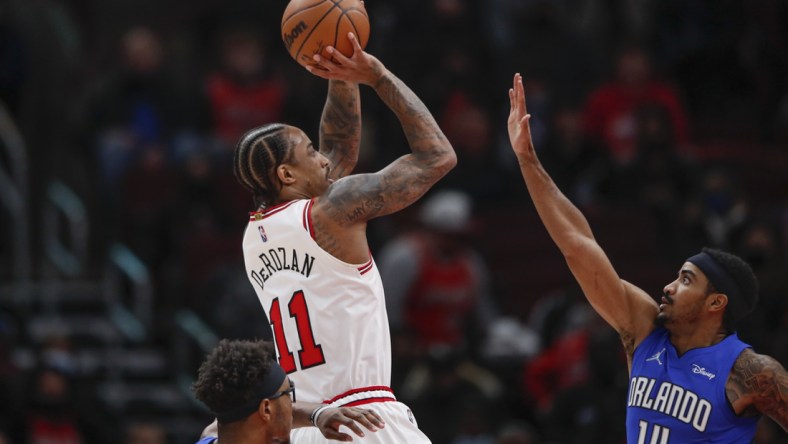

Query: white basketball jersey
[{"left": 241, "top": 199, "right": 392, "bottom": 403}]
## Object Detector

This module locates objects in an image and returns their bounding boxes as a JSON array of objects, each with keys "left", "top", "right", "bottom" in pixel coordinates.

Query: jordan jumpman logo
[{"left": 646, "top": 348, "right": 666, "bottom": 366}]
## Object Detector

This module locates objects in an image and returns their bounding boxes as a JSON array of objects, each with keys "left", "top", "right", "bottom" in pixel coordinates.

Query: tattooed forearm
[
  {"left": 373, "top": 72, "right": 452, "bottom": 155},
  {"left": 325, "top": 154, "right": 447, "bottom": 225},
  {"left": 728, "top": 349, "right": 788, "bottom": 429},
  {"left": 320, "top": 68, "right": 455, "bottom": 226},
  {"left": 320, "top": 80, "right": 361, "bottom": 179}
]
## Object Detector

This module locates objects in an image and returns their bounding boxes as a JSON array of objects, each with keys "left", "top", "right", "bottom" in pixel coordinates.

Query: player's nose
[{"left": 662, "top": 281, "right": 675, "bottom": 296}]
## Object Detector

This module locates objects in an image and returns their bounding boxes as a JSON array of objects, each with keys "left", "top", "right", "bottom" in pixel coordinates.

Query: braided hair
[{"left": 233, "top": 123, "right": 294, "bottom": 208}]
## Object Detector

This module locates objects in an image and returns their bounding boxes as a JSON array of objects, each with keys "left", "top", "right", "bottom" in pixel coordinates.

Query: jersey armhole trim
[
  {"left": 303, "top": 198, "right": 316, "bottom": 240},
  {"left": 358, "top": 256, "right": 374, "bottom": 275}
]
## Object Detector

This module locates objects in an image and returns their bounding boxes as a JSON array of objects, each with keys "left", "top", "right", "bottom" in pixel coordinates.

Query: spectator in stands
[
  {"left": 379, "top": 190, "right": 498, "bottom": 356},
  {"left": 542, "top": 328, "right": 627, "bottom": 444},
  {"left": 681, "top": 166, "right": 749, "bottom": 250},
  {"left": 582, "top": 45, "right": 690, "bottom": 166},
  {"left": 206, "top": 27, "right": 288, "bottom": 151},
  {"left": 85, "top": 27, "right": 172, "bottom": 193},
  {"left": 379, "top": 190, "right": 503, "bottom": 440},
  {"left": 12, "top": 365, "right": 86, "bottom": 444},
  {"left": 522, "top": 304, "right": 606, "bottom": 413}
]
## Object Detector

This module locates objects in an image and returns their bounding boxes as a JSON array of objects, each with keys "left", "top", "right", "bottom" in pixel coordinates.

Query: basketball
[{"left": 281, "top": 0, "right": 370, "bottom": 68}]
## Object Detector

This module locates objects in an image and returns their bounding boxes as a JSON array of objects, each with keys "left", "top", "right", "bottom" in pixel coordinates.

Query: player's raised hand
[
  {"left": 316, "top": 406, "right": 385, "bottom": 441},
  {"left": 306, "top": 32, "right": 384, "bottom": 86},
  {"left": 507, "top": 73, "right": 535, "bottom": 159}
]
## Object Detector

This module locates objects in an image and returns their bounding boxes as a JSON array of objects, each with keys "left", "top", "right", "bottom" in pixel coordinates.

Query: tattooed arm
[
  {"left": 727, "top": 348, "right": 788, "bottom": 431},
  {"left": 319, "top": 80, "right": 361, "bottom": 180},
  {"left": 308, "top": 33, "right": 456, "bottom": 224}
]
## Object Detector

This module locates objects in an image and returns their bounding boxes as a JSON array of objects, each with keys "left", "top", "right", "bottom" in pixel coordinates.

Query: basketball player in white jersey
[{"left": 234, "top": 33, "right": 456, "bottom": 443}]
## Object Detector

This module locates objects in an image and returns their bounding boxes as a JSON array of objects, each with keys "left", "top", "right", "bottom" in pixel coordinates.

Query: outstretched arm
[
  {"left": 320, "top": 80, "right": 361, "bottom": 180},
  {"left": 728, "top": 349, "right": 788, "bottom": 432},
  {"left": 307, "top": 33, "right": 456, "bottom": 224},
  {"left": 507, "top": 73, "right": 657, "bottom": 353}
]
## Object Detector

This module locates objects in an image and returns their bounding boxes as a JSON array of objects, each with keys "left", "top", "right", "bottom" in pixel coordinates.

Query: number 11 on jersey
[
  {"left": 638, "top": 420, "right": 670, "bottom": 444},
  {"left": 269, "top": 290, "right": 326, "bottom": 373}
]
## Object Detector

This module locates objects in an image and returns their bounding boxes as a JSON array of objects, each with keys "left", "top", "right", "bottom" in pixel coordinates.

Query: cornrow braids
[{"left": 233, "top": 123, "right": 294, "bottom": 208}]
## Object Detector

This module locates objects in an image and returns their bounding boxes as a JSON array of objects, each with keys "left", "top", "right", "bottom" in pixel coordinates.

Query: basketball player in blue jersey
[
  {"left": 192, "top": 339, "right": 385, "bottom": 444},
  {"left": 507, "top": 73, "right": 787, "bottom": 443}
]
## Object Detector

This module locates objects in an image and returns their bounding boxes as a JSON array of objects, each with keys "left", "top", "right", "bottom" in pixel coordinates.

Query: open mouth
[{"left": 659, "top": 295, "right": 672, "bottom": 310}]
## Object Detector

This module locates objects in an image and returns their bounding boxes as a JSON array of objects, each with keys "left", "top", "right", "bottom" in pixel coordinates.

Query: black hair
[
  {"left": 701, "top": 247, "right": 759, "bottom": 331},
  {"left": 233, "top": 123, "right": 293, "bottom": 208},
  {"left": 191, "top": 339, "right": 276, "bottom": 414}
]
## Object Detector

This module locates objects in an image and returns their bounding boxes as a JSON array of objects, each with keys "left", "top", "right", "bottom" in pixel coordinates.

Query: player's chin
[{"left": 654, "top": 312, "right": 669, "bottom": 327}]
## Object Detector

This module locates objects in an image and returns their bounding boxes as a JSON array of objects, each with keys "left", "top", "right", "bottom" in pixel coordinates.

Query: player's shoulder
[
  {"left": 732, "top": 348, "right": 786, "bottom": 378},
  {"left": 728, "top": 348, "right": 787, "bottom": 405}
]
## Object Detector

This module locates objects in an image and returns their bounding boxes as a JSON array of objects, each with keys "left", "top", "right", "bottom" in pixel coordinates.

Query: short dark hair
[
  {"left": 233, "top": 123, "right": 293, "bottom": 208},
  {"left": 701, "top": 247, "right": 759, "bottom": 330},
  {"left": 192, "top": 339, "right": 277, "bottom": 414}
]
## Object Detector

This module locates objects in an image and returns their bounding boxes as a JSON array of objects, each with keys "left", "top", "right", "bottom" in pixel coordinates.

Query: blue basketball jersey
[
  {"left": 194, "top": 437, "right": 217, "bottom": 444},
  {"left": 626, "top": 327, "right": 759, "bottom": 443}
]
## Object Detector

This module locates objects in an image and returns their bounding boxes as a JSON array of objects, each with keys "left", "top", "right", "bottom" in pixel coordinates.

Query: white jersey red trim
[
  {"left": 323, "top": 385, "right": 397, "bottom": 407},
  {"left": 242, "top": 199, "right": 392, "bottom": 404}
]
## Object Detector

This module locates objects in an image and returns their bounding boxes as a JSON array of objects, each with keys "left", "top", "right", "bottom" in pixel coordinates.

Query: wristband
[{"left": 310, "top": 405, "right": 330, "bottom": 427}]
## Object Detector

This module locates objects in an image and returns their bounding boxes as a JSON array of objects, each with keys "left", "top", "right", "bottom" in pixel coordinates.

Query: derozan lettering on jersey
[
  {"left": 626, "top": 328, "right": 759, "bottom": 443},
  {"left": 242, "top": 199, "right": 391, "bottom": 404}
]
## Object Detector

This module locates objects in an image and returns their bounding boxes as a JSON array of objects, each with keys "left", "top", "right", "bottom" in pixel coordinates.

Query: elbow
[{"left": 439, "top": 148, "right": 458, "bottom": 173}]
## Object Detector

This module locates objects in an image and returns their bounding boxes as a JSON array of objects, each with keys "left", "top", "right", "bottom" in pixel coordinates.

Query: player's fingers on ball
[
  {"left": 305, "top": 64, "right": 330, "bottom": 79},
  {"left": 348, "top": 32, "right": 362, "bottom": 51},
  {"left": 314, "top": 54, "right": 339, "bottom": 72},
  {"left": 326, "top": 46, "right": 350, "bottom": 65}
]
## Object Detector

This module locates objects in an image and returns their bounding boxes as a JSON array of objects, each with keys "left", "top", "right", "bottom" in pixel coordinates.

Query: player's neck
[
  {"left": 279, "top": 186, "right": 313, "bottom": 203},
  {"left": 218, "top": 422, "right": 266, "bottom": 444},
  {"left": 668, "top": 322, "right": 727, "bottom": 356}
]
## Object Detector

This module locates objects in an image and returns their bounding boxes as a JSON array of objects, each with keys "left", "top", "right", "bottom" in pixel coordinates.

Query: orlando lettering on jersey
[
  {"left": 628, "top": 376, "right": 712, "bottom": 432},
  {"left": 250, "top": 247, "right": 315, "bottom": 290}
]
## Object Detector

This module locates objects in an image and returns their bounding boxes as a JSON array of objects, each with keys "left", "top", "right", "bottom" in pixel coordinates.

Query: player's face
[
  {"left": 285, "top": 127, "right": 332, "bottom": 197},
  {"left": 269, "top": 378, "right": 294, "bottom": 444},
  {"left": 657, "top": 262, "right": 711, "bottom": 328}
]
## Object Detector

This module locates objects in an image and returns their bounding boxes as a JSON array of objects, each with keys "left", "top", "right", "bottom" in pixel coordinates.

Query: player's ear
[
  {"left": 708, "top": 293, "right": 728, "bottom": 313},
  {"left": 277, "top": 164, "right": 296, "bottom": 185},
  {"left": 258, "top": 399, "right": 273, "bottom": 422}
]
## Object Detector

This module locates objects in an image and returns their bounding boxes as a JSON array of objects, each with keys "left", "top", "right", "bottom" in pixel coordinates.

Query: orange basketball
[{"left": 281, "top": 0, "right": 370, "bottom": 68}]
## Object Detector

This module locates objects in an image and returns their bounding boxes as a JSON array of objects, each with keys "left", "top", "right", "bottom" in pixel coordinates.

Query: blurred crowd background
[{"left": 1, "top": 0, "right": 787, "bottom": 443}]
